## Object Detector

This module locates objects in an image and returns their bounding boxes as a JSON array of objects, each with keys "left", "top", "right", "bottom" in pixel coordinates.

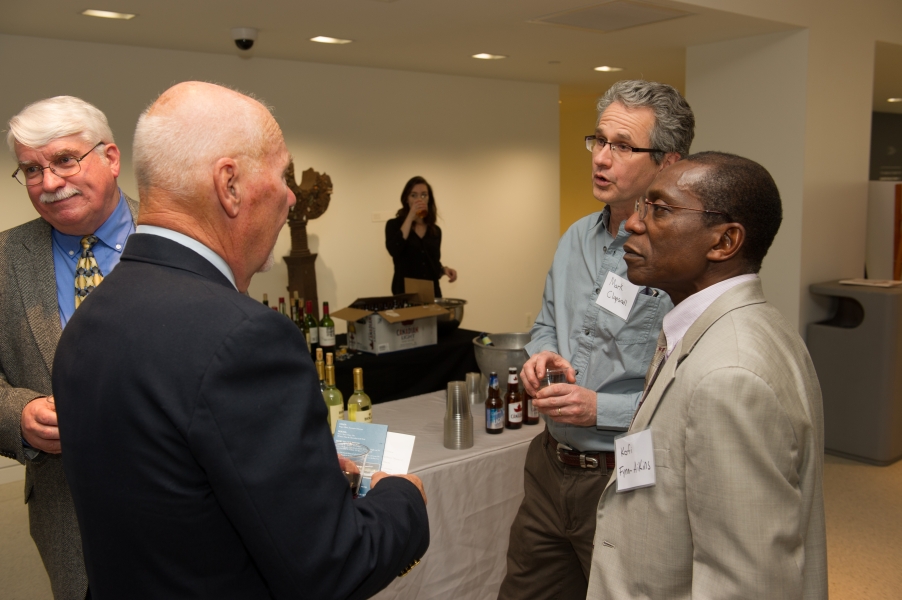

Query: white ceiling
[
  {"left": 1, "top": 0, "right": 799, "bottom": 96},
  {"left": 3, "top": 0, "right": 897, "bottom": 112}
]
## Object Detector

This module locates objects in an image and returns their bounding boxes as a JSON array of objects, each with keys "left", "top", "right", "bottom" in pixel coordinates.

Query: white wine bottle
[
  {"left": 347, "top": 367, "right": 373, "bottom": 423},
  {"left": 315, "top": 347, "right": 325, "bottom": 393},
  {"left": 323, "top": 353, "right": 344, "bottom": 434}
]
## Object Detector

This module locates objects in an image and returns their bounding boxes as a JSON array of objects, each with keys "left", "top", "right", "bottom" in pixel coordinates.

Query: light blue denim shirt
[
  {"left": 52, "top": 189, "right": 135, "bottom": 328},
  {"left": 526, "top": 206, "right": 672, "bottom": 452}
]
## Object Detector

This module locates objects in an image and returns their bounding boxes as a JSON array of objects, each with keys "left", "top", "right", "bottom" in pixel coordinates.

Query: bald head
[
  {"left": 132, "top": 82, "right": 295, "bottom": 292},
  {"left": 133, "top": 81, "right": 282, "bottom": 202}
]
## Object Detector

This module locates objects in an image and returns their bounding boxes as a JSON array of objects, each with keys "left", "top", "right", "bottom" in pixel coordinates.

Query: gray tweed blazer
[{"left": 0, "top": 194, "right": 138, "bottom": 600}]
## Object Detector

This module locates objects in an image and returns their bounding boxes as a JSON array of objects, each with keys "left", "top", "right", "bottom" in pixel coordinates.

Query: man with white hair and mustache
[{"left": 0, "top": 96, "right": 136, "bottom": 600}]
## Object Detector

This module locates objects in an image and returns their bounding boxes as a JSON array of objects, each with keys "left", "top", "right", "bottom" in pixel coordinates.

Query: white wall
[
  {"left": 687, "top": 30, "right": 809, "bottom": 330},
  {"left": 682, "top": 0, "right": 902, "bottom": 334},
  {"left": 0, "top": 34, "right": 560, "bottom": 335}
]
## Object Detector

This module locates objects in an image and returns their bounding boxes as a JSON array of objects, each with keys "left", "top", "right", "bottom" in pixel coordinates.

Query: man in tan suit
[
  {"left": 586, "top": 152, "right": 827, "bottom": 599},
  {"left": 0, "top": 96, "right": 137, "bottom": 599}
]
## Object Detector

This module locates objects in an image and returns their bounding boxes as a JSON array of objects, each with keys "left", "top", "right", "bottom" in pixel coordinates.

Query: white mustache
[{"left": 40, "top": 186, "right": 81, "bottom": 204}]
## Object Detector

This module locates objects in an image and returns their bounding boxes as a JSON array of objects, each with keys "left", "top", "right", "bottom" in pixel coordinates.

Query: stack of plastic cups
[{"left": 444, "top": 381, "right": 473, "bottom": 449}]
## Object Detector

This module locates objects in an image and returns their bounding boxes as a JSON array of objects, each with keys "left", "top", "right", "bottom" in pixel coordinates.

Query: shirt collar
[
  {"left": 51, "top": 188, "right": 133, "bottom": 258},
  {"left": 590, "top": 205, "right": 611, "bottom": 232},
  {"left": 135, "top": 225, "right": 237, "bottom": 290},
  {"left": 662, "top": 273, "right": 759, "bottom": 357}
]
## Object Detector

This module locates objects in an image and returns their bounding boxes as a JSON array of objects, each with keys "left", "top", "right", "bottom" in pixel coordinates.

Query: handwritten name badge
[
  {"left": 595, "top": 271, "right": 641, "bottom": 321},
  {"left": 615, "top": 428, "right": 656, "bottom": 492}
]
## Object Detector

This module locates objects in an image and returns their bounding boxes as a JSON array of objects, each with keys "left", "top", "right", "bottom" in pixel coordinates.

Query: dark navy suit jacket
[{"left": 54, "top": 233, "right": 428, "bottom": 599}]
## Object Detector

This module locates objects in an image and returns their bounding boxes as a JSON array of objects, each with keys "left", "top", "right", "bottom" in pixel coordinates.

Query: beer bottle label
[
  {"left": 508, "top": 401, "right": 523, "bottom": 423},
  {"left": 486, "top": 408, "right": 504, "bottom": 429}
]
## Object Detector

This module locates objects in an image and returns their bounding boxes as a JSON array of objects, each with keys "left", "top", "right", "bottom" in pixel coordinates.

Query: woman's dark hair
[{"left": 396, "top": 176, "right": 439, "bottom": 235}]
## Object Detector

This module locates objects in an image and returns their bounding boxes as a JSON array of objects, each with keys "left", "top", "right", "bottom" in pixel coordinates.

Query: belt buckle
[
  {"left": 556, "top": 442, "right": 572, "bottom": 463},
  {"left": 556, "top": 442, "right": 599, "bottom": 469}
]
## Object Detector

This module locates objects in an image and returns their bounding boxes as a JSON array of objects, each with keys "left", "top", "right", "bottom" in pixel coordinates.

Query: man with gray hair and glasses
[
  {"left": 498, "top": 80, "right": 694, "bottom": 599},
  {"left": 0, "top": 96, "right": 137, "bottom": 599}
]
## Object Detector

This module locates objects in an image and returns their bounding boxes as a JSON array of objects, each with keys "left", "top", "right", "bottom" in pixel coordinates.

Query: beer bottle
[
  {"left": 347, "top": 368, "right": 373, "bottom": 423},
  {"left": 504, "top": 367, "right": 523, "bottom": 429},
  {"left": 315, "top": 347, "right": 326, "bottom": 392},
  {"left": 323, "top": 353, "right": 344, "bottom": 434},
  {"left": 305, "top": 300, "right": 320, "bottom": 356},
  {"left": 524, "top": 381, "right": 540, "bottom": 425},
  {"left": 485, "top": 372, "right": 504, "bottom": 434},
  {"left": 319, "top": 301, "right": 336, "bottom": 352},
  {"left": 262, "top": 293, "right": 270, "bottom": 307}
]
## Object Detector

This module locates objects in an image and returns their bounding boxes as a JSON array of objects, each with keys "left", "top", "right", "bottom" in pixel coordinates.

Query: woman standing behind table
[{"left": 385, "top": 176, "right": 458, "bottom": 298}]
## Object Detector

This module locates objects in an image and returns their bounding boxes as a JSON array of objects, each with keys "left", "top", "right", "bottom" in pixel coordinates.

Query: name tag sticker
[
  {"left": 595, "top": 271, "right": 641, "bottom": 321},
  {"left": 615, "top": 428, "right": 656, "bottom": 492}
]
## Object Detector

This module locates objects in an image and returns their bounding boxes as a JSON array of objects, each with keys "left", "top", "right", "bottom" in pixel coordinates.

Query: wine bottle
[
  {"left": 297, "top": 299, "right": 311, "bottom": 353},
  {"left": 305, "top": 300, "right": 320, "bottom": 355},
  {"left": 278, "top": 297, "right": 287, "bottom": 318},
  {"left": 319, "top": 301, "right": 336, "bottom": 351},
  {"left": 347, "top": 367, "right": 373, "bottom": 423},
  {"left": 323, "top": 353, "right": 344, "bottom": 434},
  {"left": 315, "top": 347, "right": 325, "bottom": 392},
  {"left": 262, "top": 293, "right": 269, "bottom": 308}
]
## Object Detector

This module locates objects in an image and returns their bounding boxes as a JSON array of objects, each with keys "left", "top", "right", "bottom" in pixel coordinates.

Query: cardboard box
[{"left": 332, "top": 290, "right": 449, "bottom": 355}]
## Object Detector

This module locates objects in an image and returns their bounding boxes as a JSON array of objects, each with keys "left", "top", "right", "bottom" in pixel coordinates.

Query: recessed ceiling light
[
  {"left": 594, "top": 66, "right": 623, "bottom": 72},
  {"left": 889, "top": 98, "right": 902, "bottom": 103},
  {"left": 311, "top": 36, "right": 352, "bottom": 44},
  {"left": 472, "top": 53, "right": 507, "bottom": 60},
  {"left": 81, "top": 9, "right": 136, "bottom": 20}
]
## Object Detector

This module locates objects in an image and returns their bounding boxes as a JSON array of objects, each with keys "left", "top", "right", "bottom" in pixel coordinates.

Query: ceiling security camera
[{"left": 231, "top": 27, "right": 258, "bottom": 51}]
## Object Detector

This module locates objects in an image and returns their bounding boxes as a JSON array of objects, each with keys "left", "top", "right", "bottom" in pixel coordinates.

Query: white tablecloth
[{"left": 370, "top": 391, "right": 543, "bottom": 600}]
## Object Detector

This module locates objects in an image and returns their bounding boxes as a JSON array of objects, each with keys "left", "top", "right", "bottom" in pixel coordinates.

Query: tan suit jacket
[
  {"left": 0, "top": 195, "right": 138, "bottom": 600},
  {"left": 587, "top": 279, "right": 827, "bottom": 599}
]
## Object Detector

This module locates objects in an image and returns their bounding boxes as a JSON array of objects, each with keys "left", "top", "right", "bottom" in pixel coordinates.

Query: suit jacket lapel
[
  {"left": 601, "top": 280, "right": 768, "bottom": 495},
  {"left": 15, "top": 221, "right": 62, "bottom": 372}
]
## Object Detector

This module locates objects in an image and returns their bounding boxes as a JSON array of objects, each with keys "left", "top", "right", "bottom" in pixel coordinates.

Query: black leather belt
[{"left": 548, "top": 431, "right": 615, "bottom": 470}]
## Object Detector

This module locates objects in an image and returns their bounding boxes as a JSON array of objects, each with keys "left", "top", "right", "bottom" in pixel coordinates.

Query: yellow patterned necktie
[{"left": 75, "top": 235, "right": 104, "bottom": 309}]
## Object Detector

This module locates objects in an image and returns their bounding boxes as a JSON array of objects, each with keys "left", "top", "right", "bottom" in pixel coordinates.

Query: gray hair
[
  {"left": 596, "top": 80, "right": 694, "bottom": 163},
  {"left": 7, "top": 96, "right": 114, "bottom": 153},
  {"left": 133, "top": 83, "right": 279, "bottom": 198}
]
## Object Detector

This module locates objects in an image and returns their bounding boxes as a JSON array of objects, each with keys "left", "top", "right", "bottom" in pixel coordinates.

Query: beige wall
[{"left": 0, "top": 33, "right": 560, "bottom": 335}]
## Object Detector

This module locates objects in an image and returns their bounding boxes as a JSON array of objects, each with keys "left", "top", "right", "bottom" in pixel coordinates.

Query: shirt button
[
  {"left": 68, "top": 250, "right": 74, "bottom": 256},
  {"left": 585, "top": 329, "right": 591, "bottom": 336},
  {"left": 116, "top": 244, "right": 122, "bottom": 250},
  {"left": 603, "top": 246, "right": 608, "bottom": 253},
  {"left": 595, "top": 288, "right": 600, "bottom": 293}
]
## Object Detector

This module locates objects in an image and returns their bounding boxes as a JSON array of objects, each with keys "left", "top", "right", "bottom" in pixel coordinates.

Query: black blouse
[{"left": 385, "top": 217, "right": 444, "bottom": 298}]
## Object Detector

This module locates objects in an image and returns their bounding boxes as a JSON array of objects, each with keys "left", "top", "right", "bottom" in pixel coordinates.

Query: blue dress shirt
[
  {"left": 52, "top": 189, "right": 135, "bottom": 328},
  {"left": 526, "top": 206, "right": 673, "bottom": 452}
]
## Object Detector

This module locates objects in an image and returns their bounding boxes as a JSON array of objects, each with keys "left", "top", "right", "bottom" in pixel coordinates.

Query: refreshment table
[
  {"left": 333, "top": 328, "right": 481, "bottom": 403},
  {"left": 369, "top": 391, "right": 543, "bottom": 599}
]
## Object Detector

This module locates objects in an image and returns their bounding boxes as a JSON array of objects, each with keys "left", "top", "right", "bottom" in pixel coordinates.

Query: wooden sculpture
[{"left": 285, "top": 163, "right": 333, "bottom": 317}]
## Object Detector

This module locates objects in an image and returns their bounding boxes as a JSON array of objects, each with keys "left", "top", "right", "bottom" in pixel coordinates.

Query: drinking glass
[{"left": 335, "top": 441, "right": 370, "bottom": 498}]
